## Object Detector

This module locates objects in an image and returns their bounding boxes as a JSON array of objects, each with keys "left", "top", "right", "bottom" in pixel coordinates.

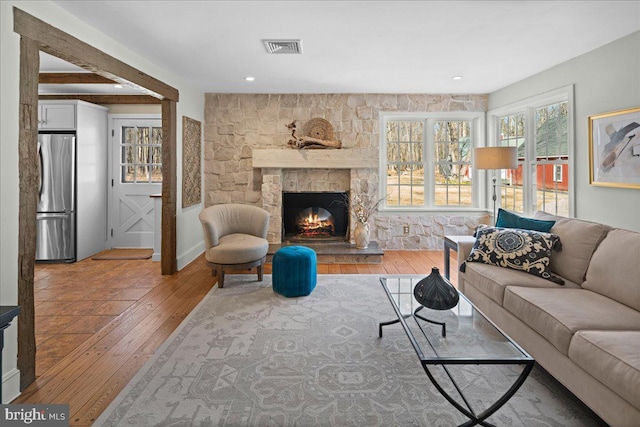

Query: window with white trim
[
  {"left": 380, "top": 112, "right": 484, "bottom": 211},
  {"left": 488, "top": 86, "right": 573, "bottom": 217}
]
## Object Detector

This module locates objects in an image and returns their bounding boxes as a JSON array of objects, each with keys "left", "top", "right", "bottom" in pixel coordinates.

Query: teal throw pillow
[
  {"left": 495, "top": 208, "right": 555, "bottom": 233},
  {"left": 465, "top": 227, "right": 564, "bottom": 285}
]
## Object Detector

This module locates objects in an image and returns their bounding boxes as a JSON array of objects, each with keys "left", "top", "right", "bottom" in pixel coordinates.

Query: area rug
[
  {"left": 92, "top": 248, "right": 153, "bottom": 260},
  {"left": 95, "top": 275, "right": 602, "bottom": 426}
]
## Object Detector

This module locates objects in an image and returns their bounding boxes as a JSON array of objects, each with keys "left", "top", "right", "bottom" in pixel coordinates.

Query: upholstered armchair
[{"left": 199, "top": 204, "right": 270, "bottom": 288}]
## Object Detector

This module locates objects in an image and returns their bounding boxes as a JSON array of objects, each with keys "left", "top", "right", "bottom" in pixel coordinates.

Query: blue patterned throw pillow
[{"left": 465, "top": 227, "right": 564, "bottom": 284}]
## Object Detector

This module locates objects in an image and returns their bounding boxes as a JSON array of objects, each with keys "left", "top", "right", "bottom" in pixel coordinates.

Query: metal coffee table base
[
  {"left": 380, "top": 319, "right": 533, "bottom": 427},
  {"left": 379, "top": 306, "right": 447, "bottom": 337},
  {"left": 423, "top": 358, "right": 533, "bottom": 427},
  {"left": 380, "top": 277, "right": 534, "bottom": 426}
]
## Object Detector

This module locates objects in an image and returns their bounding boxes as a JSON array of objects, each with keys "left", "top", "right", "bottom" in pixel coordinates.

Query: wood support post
[
  {"left": 17, "top": 35, "right": 39, "bottom": 390},
  {"left": 161, "top": 100, "right": 177, "bottom": 275}
]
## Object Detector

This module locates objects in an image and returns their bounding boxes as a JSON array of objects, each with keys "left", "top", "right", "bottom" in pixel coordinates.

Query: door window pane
[{"left": 121, "top": 126, "right": 163, "bottom": 183}]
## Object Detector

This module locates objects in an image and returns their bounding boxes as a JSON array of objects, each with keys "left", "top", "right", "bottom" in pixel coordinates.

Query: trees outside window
[
  {"left": 380, "top": 112, "right": 484, "bottom": 211},
  {"left": 121, "top": 126, "right": 163, "bottom": 183}
]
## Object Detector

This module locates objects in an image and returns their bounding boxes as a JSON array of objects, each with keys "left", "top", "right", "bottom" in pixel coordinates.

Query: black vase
[{"left": 413, "top": 267, "right": 459, "bottom": 310}]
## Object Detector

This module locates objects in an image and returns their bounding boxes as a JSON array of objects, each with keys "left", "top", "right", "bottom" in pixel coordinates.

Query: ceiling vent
[{"left": 262, "top": 39, "right": 302, "bottom": 54}]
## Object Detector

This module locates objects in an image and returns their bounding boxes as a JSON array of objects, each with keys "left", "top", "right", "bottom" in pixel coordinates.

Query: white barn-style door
[{"left": 109, "top": 116, "right": 162, "bottom": 249}]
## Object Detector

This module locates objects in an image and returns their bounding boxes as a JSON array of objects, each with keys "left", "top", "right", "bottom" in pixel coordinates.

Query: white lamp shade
[{"left": 473, "top": 146, "right": 518, "bottom": 170}]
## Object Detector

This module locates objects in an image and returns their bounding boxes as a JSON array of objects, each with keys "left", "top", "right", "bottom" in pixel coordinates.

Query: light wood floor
[{"left": 15, "top": 250, "right": 451, "bottom": 426}]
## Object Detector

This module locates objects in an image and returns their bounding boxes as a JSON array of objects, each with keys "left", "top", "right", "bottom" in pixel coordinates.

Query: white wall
[
  {"left": 489, "top": 31, "right": 640, "bottom": 231},
  {"left": 0, "top": 0, "right": 205, "bottom": 402},
  {"left": 104, "top": 104, "right": 162, "bottom": 115}
]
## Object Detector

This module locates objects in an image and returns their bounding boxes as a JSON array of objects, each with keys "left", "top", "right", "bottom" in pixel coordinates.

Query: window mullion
[
  {"left": 425, "top": 119, "right": 434, "bottom": 207},
  {"left": 524, "top": 106, "right": 536, "bottom": 215}
]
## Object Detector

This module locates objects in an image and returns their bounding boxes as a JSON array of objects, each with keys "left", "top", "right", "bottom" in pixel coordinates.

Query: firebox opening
[{"left": 283, "top": 192, "right": 348, "bottom": 242}]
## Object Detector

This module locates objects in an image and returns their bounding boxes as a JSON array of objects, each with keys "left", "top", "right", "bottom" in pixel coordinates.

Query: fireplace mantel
[{"left": 252, "top": 148, "right": 377, "bottom": 169}]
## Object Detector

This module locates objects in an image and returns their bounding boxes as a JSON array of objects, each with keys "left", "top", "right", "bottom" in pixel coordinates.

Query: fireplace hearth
[{"left": 283, "top": 192, "right": 348, "bottom": 242}]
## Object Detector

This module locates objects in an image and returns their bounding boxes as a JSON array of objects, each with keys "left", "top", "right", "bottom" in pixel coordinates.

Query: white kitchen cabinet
[{"left": 38, "top": 103, "right": 76, "bottom": 129}]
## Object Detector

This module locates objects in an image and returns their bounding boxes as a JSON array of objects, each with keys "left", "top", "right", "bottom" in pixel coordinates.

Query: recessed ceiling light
[
  {"left": 452, "top": 76, "right": 463, "bottom": 81},
  {"left": 113, "top": 84, "right": 123, "bottom": 88},
  {"left": 244, "top": 76, "right": 255, "bottom": 82}
]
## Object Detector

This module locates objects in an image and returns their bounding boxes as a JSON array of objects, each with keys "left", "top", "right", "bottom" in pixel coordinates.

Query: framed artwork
[
  {"left": 182, "top": 116, "right": 202, "bottom": 207},
  {"left": 589, "top": 106, "right": 640, "bottom": 189}
]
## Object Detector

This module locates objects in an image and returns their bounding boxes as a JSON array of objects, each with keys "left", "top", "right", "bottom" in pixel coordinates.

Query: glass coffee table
[{"left": 379, "top": 276, "right": 534, "bottom": 427}]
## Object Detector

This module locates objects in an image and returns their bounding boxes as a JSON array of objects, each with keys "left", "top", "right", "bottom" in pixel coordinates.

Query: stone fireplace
[{"left": 253, "top": 148, "right": 378, "bottom": 245}]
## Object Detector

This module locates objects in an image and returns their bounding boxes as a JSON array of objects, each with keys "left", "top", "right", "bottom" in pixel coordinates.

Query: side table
[
  {"left": 443, "top": 235, "right": 476, "bottom": 279},
  {"left": 1, "top": 305, "right": 20, "bottom": 404}
]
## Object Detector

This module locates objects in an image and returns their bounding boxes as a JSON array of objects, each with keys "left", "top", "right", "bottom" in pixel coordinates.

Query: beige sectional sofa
[{"left": 457, "top": 212, "right": 640, "bottom": 427}]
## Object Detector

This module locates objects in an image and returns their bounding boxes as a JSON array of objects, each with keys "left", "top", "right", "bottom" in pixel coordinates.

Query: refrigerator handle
[
  {"left": 71, "top": 136, "right": 76, "bottom": 211},
  {"left": 38, "top": 141, "right": 44, "bottom": 199}
]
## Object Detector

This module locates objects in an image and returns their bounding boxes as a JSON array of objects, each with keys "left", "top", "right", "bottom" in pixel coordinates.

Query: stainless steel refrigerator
[{"left": 36, "top": 132, "right": 76, "bottom": 262}]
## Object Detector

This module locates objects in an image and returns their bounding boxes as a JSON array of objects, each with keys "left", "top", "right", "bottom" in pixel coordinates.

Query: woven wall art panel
[{"left": 182, "top": 116, "right": 202, "bottom": 208}]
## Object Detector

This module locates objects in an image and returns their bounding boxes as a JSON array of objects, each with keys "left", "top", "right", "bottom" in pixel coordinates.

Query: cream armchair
[{"left": 199, "top": 204, "right": 270, "bottom": 288}]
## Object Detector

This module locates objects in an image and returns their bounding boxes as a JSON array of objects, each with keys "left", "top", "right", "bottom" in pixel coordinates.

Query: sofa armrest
[
  {"left": 457, "top": 240, "right": 475, "bottom": 269},
  {"left": 456, "top": 239, "right": 475, "bottom": 293}
]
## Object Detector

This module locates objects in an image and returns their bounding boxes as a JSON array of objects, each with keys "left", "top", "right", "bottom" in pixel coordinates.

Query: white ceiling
[{"left": 46, "top": 0, "right": 640, "bottom": 94}]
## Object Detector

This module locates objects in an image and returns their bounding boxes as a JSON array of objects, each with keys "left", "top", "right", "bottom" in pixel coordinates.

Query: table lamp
[{"left": 473, "top": 146, "right": 518, "bottom": 224}]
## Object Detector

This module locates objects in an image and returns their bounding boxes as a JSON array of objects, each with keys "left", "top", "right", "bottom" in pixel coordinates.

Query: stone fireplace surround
[{"left": 253, "top": 148, "right": 377, "bottom": 245}]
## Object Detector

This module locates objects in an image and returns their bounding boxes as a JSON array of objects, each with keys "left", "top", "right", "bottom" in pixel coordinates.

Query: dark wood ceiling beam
[
  {"left": 39, "top": 72, "right": 117, "bottom": 84},
  {"left": 39, "top": 94, "right": 161, "bottom": 104},
  {"left": 14, "top": 8, "right": 179, "bottom": 102}
]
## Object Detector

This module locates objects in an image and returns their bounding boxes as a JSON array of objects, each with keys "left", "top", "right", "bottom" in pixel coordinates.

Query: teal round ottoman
[{"left": 272, "top": 246, "right": 317, "bottom": 297}]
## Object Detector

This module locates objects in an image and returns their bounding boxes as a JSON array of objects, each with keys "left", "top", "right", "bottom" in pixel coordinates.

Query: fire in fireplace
[
  {"left": 283, "top": 192, "right": 348, "bottom": 242},
  {"left": 297, "top": 207, "right": 335, "bottom": 238}
]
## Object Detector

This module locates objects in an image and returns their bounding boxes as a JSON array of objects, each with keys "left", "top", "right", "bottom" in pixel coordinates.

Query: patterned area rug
[{"left": 95, "top": 275, "right": 602, "bottom": 426}]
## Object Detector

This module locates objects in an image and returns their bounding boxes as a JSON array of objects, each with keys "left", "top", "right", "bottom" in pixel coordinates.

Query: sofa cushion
[
  {"left": 495, "top": 208, "right": 555, "bottom": 232},
  {"left": 465, "top": 227, "right": 564, "bottom": 284},
  {"left": 503, "top": 287, "right": 640, "bottom": 355},
  {"left": 569, "top": 331, "right": 640, "bottom": 409},
  {"left": 206, "top": 233, "right": 269, "bottom": 264},
  {"left": 582, "top": 228, "right": 640, "bottom": 312},
  {"left": 534, "top": 212, "right": 611, "bottom": 285},
  {"left": 462, "top": 262, "right": 580, "bottom": 305}
]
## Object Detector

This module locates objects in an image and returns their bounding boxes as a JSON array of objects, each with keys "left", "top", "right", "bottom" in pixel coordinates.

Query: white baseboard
[
  {"left": 1, "top": 368, "right": 21, "bottom": 404},
  {"left": 177, "top": 241, "right": 204, "bottom": 270},
  {"left": 152, "top": 252, "right": 161, "bottom": 262}
]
